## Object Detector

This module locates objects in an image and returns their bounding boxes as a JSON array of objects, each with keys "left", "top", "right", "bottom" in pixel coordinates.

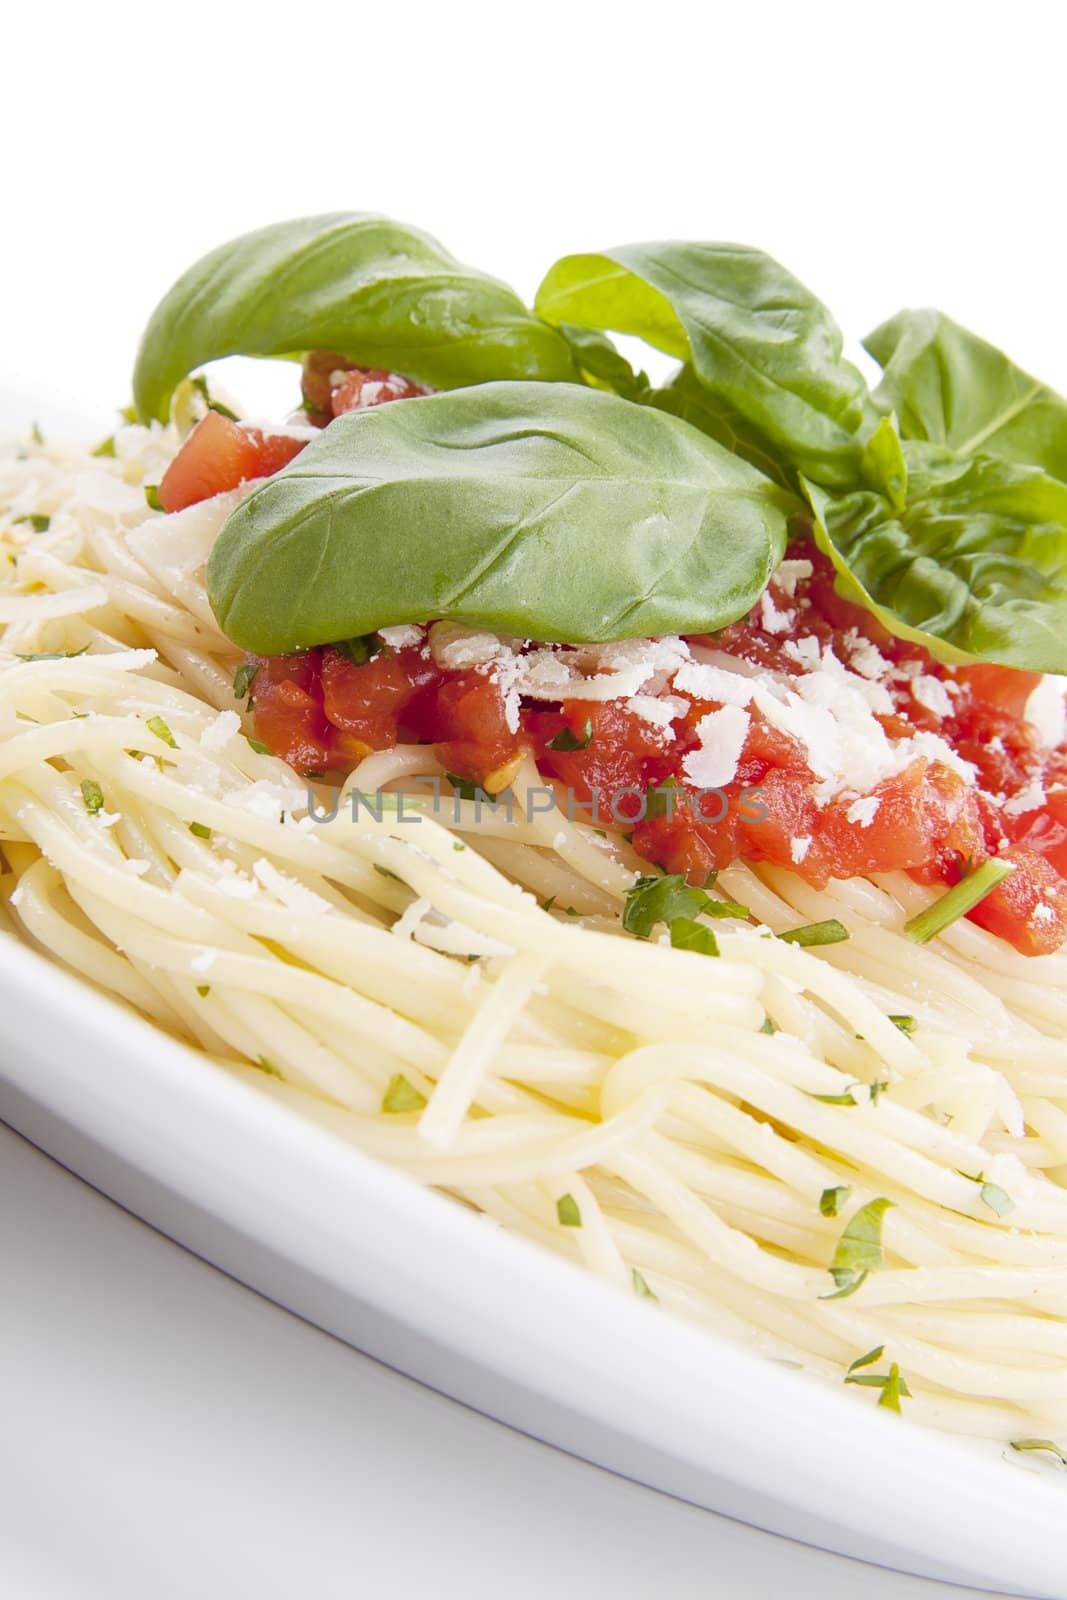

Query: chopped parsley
[
  {"left": 821, "top": 1197, "right": 893, "bottom": 1300},
  {"left": 333, "top": 632, "right": 386, "bottom": 666},
  {"left": 453, "top": 840, "right": 466, "bottom": 851},
  {"left": 622, "top": 872, "right": 740, "bottom": 944},
  {"left": 13, "top": 513, "right": 50, "bottom": 533},
  {"left": 807, "top": 1087, "right": 859, "bottom": 1106},
  {"left": 258, "top": 1056, "right": 283, "bottom": 1079},
  {"left": 668, "top": 917, "right": 719, "bottom": 957},
  {"left": 233, "top": 660, "right": 260, "bottom": 707},
  {"left": 759, "top": 1015, "right": 778, "bottom": 1035},
  {"left": 1010, "top": 1439, "right": 1067, "bottom": 1467},
  {"left": 247, "top": 736, "right": 272, "bottom": 756},
  {"left": 146, "top": 714, "right": 177, "bottom": 748},
  {"left": 905, "top": 859, "right": 1016, "bottom": 944},
  {"left": 845, "top": 1352, "right": 911, "bottom": 1412},
  {"left": 780, "top": 918, "right": 850, "bottom": 947},
  {"left": 191, "top": 374, "right": 240, "bottom": 421},
  {"left": 382, "top": 1074, "right": 427, "bottom": 1113},
  {"left": 196, "top": 984, "right": 211, "bottom": 997},
  {"left": 91, "top": 435, "right": 117, "bottom": 458},
  {"left": 547, "top": 718, "right": 593, "bottom": 752},
  {"left": 17, "top": 644, "right": 89, "bottom": 662},
  {"left": 889, "top": 1014, "right": 917, "bottom": 1034},
  {"left": 819, "top": 1185, "right": 851, "bottom": 1217},
  {"left": 632, "top": 1268, "right": 657, "bottom": 1301},
  {"left": 446, "top": 771, "right": 483, "bottom": 801},
  {"left": 556, "top": 1193, "right": 582, "bottom": 1227},
  {"left": 80, "top": 778, "right": 105, "bottom": 815},
  {"left": 144, "top": 484, "right": 164, "bottom": 511},
  {"left": 189, "top": 822, "right": 212, "bottom": 839}
]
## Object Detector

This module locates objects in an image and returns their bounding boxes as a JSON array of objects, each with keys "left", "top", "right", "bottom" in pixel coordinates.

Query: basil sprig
[
  {"left": 536, "top": 241, "right": 868, "bottom": 487},
  {"left": 207, "top": 383, "right": 789, "bottom": 654},
  {"left": 133, "top": 213, "right": 578, "bottom": 422}
]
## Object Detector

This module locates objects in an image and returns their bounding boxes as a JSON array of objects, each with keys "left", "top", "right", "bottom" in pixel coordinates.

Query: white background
[{"left": 2, "top": 3, "right": 1063, "bottom": 1594}]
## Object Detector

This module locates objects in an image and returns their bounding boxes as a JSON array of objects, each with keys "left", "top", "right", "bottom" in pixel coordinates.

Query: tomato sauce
[{"left": 177, "top": 356, "right": 1067, "bottom": 956}]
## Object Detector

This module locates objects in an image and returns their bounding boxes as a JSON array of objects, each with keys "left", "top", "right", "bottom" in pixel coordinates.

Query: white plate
[{"left": 3, "top": 393, "right": 1066, "bottom": 1598}]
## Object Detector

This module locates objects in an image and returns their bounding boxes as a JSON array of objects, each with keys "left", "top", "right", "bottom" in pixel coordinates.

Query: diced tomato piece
[
  {"left": 967, "top": 847, "right": 1067, "bottom": 957},
  {"left": 534, "top": 701, "right": 652, "bottom": 814},
  {"left": 737, "top": 767, "right": 832, "bottom": 883},
  {"left": 158, "top": 411, "right": 306, "bottom": 513},
  {"left": 320, "top": 646, "right": 433, "bottom": 752},
  {"left": 248, "top": 651, "right": 335, "bottom": 773},
  {"left": 301, "top": 350, "right": 355, "bottom": 423},
  {"left": 330, "top": 368, "right": 429, "bottom": 415},
  {"left": 433, "top": 673, "right": 526, "bottom": 791}
]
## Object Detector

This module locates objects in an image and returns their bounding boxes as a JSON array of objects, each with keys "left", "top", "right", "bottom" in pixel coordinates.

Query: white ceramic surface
[{"left": 0, "top": 931, "right": 1064, "bottom": 1598}]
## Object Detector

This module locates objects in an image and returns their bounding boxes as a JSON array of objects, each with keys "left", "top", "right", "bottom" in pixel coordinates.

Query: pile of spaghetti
[{"left": 3, "top": 417, "right": 1067, "bottom": 1452}]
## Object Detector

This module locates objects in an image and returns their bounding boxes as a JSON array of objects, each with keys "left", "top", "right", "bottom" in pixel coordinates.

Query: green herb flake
[
  {"left": 878, "top": 1364, "right": 911, "bottom": 1413},
  {"left": 1010, "top": 1439, "right": 1067, "bottom": 1467},
  {"left": 233, "top": 660, "right": 260, "bottom": 705},
  {"left": 30, "top": 420, "right": 44, "bottom": 445},
  {"left": 452, "top": 840, "right": 466, "bottom": 851},
  {"left": 632, "top": 1268, "right": 657, "bottom": 1301},
  {"left": 13, "top": 513, "right": 50, "bottom": 533},
  {"left": 247, "top": 737, "right": 272, "bottom": 756},
  {"left": 540, "top": 895, "right": 557, "bottom": 913},
  {"left": 846, "top": 1345, "right": 885, "bottom": 1374},
  {"left": 759, "top": 1015, "right": 778, "bottom": 1035},
  {"left": 91, "top": 435, "right": 117, "bottom": 458},
  {"left": 623, "top": 873, "right": 717, "bottom": 940},
  {"left": 668, "top": 917, "right": 719, "bottom": 957},
  {"left": 333, "top": 632, "right": 386, "bottom": 666},
  {"left": 547, "top": 718, "right": 593, "bottom": 752},
  {"left": 16, "top": 644, "right": 89, "bottom": 662},
  {"left": 980, "top": 1180, "right": 1016, "bottom": 1218},
  {"left": 820, "top": 1185, "right": 851, "bottom": 1218},
  {"left": 889, "top": 1014, "right": 917, "bottom": 1034},
  {"left": 80, "top": 778, "right": 105, "bottom": 815},
  {"left": 821, "top": 1197, "right": 893, "bottom": 1300},
  {"left": 382, "top": 1073, "right": 428, "bottom": 1114},
  {"left": 196, "top": 984, "right": 211, "bottom": 997},
  {"left": 189, "top": 822, "right": 212, "bottom": 839},
  {"left": 191, "top": 374, "right": 240, "bottom": 421},
  {"left": 868, "top": 1080, "right": 889, "bottom": 1106},
  {"left": 258, "top": 1056, "right": 283, "bottom": 1079},
  {"left": 144, "top": 484, "right": 164, "bottom": 511},
  {"left": 905, "top": 859, "right": 1016, "bottom": 944},
  {"left": 445, "top": 771, "right": 482, "bottom": 802},
  {"left": 780, "top": 918, "right": 850, "bottom": 948},
  {"left": 556, "top": 1193, "right": 582, "bottom": 1227},
  {"left": 807, "top": 1088, "right": 859, "bottom": 1107},
  {"left": 146, "top": 714, "right": 177, "bottom": 748}
]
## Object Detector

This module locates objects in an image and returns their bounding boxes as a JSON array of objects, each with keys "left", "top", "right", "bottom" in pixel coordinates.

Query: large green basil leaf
[
  {"left": 865, "top": 309, "right": 1067, "bottom": 481},
  {"left": 557, "top": 324, "right": 651, "bottom": 402},
  {"left": 535, "top": 243, "right": 868, "bottom": 486},
  {"left": 652, "top": 364, "right": 796, "bottom": 492},
  {"left": 803, "top": 444, "right": 1067, "bottom": 673},
  {"left": 133, "top": 213, "right": 578, "bottom": 422},
  {"left": 207, "top": 381, "right": 790, "bottom": 654}
]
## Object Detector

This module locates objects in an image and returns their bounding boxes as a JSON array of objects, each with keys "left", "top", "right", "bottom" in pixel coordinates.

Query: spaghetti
[{"left": 3, "top": 418, "right": 1067, "bottom": 1452}]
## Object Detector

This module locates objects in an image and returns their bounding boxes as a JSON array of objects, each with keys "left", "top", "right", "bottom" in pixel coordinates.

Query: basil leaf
[
  {"left": 804, "top": 449, "right": 1067, "bottom": 673},
  {"left": 536, "top": 242, "right": 868, "bottom": 486},
  {"left": 820, "top": 1185, "right": 851, "bottom": 1217},
  {"left": 821, "top": 1197, "right": 893, "bottom": 1300},
  {"left": 558, "top": 323, "right": 651, "bottom": 401},
  {"left": 866, "top": 309, "right": 1067, "bottom": 481},
  {"left": 653, "top": 364, "right": 796, "bottom": 492},
  {"left": 547, "top": 718, "right": 593, "bottom": 752},
  {"left": 668, "top": 917, "right": 719, "bottom": 957},
  {"left": 208, "top": 382, "right": 789, "bottom": 654},
  {"left": 133, "top": 213, "right": 577, "bottom": 422}
]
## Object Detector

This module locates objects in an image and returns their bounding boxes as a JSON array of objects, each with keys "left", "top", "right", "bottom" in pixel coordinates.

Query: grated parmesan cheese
[{"left": 682, "top": 705, "right": 750, "bottom": 788}]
